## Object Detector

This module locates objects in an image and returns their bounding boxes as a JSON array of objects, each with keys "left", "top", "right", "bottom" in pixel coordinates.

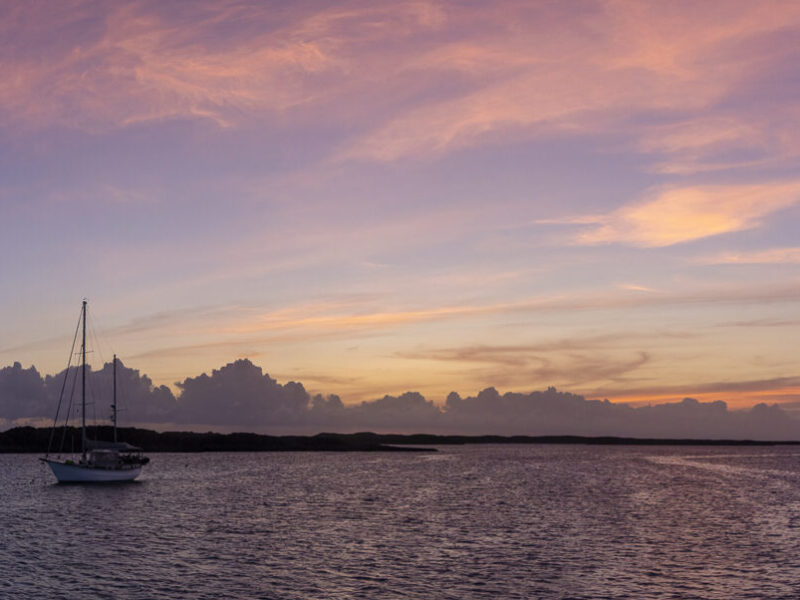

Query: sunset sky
[{"left": 2, "top": 0, "right": 800, "bottom": 413}]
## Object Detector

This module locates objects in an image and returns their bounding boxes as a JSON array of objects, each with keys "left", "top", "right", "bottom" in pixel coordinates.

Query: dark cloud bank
[{"left": 1, "top": 359, "right": 798, "bottom": 439}]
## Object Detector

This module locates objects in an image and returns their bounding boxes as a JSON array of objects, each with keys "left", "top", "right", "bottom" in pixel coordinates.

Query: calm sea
[{"left": 2, "top": 446, "right": 800, "bottom": 599}]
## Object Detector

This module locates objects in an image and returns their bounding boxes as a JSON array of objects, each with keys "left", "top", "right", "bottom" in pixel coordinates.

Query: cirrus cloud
[
  {"left": 3, "top": 0, "right": 799, "bottom": 177},
  {"left": 546, "top": 181, "right": 800, "bottom": 247},
  {"left": 698, "top": 247, "right": 800, "bottom": 265}
]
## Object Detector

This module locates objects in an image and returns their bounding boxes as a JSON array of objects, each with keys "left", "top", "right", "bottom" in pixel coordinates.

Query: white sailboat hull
[{"left": 43, "top": 459, "right": 142, "bottom": 483}]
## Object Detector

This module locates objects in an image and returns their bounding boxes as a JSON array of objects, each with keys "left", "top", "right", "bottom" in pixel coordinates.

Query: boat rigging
[{"left": 41, "top": 300, "right": 149, "bottom": 483}]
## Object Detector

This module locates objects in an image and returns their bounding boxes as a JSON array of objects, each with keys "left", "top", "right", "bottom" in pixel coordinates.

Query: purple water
[{"left": 3, "top": 445, "right": 800, "bottom": 598}]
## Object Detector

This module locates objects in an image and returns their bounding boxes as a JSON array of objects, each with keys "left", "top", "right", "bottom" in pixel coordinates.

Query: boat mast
[
  {"left": 81, "top": 299, "right": 87, "bottom": 459},
  {"left": 112, "top": 354, "right": 118, "bottom": 444}
]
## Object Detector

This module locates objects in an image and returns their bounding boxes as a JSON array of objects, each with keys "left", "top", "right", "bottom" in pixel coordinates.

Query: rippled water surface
[{"left": 3, "top": 446, "right": 800, "bottom": 599}]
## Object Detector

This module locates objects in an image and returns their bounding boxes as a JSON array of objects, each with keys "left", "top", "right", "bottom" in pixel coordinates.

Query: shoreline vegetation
[{"left": 2, "top": 426, "right": 800, "bottom": 453}]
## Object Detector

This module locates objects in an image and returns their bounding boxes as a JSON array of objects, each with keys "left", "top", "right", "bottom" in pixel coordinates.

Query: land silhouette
[{"left": 3, "top": 426, "right": 799, "bottom": 454}]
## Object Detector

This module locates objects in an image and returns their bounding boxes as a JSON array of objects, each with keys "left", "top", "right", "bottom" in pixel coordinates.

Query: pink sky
[{"left": 1, "top": 0, "right": 799, "bottom": 413}]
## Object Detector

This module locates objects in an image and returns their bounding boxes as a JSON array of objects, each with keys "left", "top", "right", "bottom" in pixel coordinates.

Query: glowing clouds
[
  {"left": 699, "top": 247, "right": 800, "bottom": 265},
  {"left": 0, "top": 3, "right": 342, "bottom": 131},
  {"left": 4, "top": 0, "right": 800, "bottom": 176},
  {"left": 2, "top": 0, "right": 800, "bottom": 421},
  {"left": 560, "top": 182, "right": 800, "bottom": 247}
]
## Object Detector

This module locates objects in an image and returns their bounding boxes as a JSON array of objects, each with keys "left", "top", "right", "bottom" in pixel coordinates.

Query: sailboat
[{"left": 41, "top": 300, "right": 149, "bottom": 483}]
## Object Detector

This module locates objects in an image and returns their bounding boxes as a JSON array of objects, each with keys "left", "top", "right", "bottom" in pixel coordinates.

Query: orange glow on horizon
[{"left": 604, "top": 386, "right": 800, "bottom": 411}]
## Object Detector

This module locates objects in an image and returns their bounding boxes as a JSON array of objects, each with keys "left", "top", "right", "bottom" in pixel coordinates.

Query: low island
[{"left": 2, "top": 426, "right": 799, "bottom": 453}]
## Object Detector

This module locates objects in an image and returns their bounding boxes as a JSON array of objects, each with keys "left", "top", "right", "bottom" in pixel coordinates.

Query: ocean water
[{"left": 2, "top": 445, "right": 800, "bottom": 599}]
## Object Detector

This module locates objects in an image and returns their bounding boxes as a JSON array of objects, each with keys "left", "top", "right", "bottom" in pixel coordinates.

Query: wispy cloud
[
  {"left": 719, "top": 317, "right": 800, "bottom": 329},
  {"left": 0, "top": 1, "right": 447, "bottom": 132},
  {"left": 227, "top": 303, "right": 487, "bottom": 335},
  {"left": 636, "top": 116, "right": 791, "bottom": 175},
  {"left": 547, "top": 182, "right": 800, "bottom": 247},
  {"left": 618, "top": 283, "right": 660, "bottom": 293},
  {"left": 2, "top": 3, "right": 331, "bottom": 130},
  {"left": 4, "top": 0, "right": 799, "bottom": 177},
  {"left": 698, "top": 247, "right": 800, "bottom": 265},
  {"left": 340, "top": 1, "right": 800, "bottom": 163},
  {"left": 105, "top": 304, "right": 236, "bottom": 337},
  {"left": 398, "top": 333, "right": 686, "bottom": 363},
  {"left": 106, "top": 280, "right": 800, "bottom": 350},
  {"left": 395, "top": 330, "right": 714, "bottom": 391},
  {"left": 212, "top": 281, "right": 800, "bottom": 340},
  {"left": 401, "top": 343, "right": 652, "bottom": 389}
]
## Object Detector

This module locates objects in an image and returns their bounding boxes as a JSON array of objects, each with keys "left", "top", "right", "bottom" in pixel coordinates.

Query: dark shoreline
[{"left": 2, "top": 426, "right": 799, "bottom": 453}]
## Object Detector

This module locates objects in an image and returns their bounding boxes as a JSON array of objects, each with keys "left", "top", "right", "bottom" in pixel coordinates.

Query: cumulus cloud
[
  {"left": 174, "top": 359, "right": 310, "bottom": 427},
  {"left": 2, "top": 358, "right": 798, "bottom": 439},
  {"left": 0, "top": 359, "right": 175, "bottom": 428},
  {"left": 89, "top": 359, "right": 178, "bottom": 423},
  {"left": 442, "top": 389, "right": 800, "bottom": 439},
  {"left": 331, "top": 391, "right": 443, "bottom": 432},
  {"left": 0, "top": 362, "right": 49, "bottom": 421}
]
